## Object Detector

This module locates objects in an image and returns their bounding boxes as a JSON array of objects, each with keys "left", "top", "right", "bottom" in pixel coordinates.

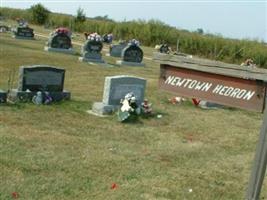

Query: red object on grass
[
  {"left": 111, "top": 183, "right": 118, "bottom": 190},
  {"left": 192, "top": 98, "right": 201, "bottom": 106},
  {"left": 12, "top": 192, "right": 19, "bottom": 199}
]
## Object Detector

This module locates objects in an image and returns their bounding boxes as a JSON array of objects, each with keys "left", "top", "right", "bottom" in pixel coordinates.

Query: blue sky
[{"left": 1, "top": 0, "right": 266, "bottom": 42}]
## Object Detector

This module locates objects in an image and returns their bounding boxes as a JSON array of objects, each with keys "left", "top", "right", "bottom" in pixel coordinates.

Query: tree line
[{"left": 0, "top": 4, "right": 266, "bottom": 68}]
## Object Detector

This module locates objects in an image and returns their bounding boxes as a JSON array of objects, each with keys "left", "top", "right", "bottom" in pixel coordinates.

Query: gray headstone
[
  {"left": 91, "top": 75, "right": 146, "bottom": 115},
  {"left": 109, "top": 42, "right": 127, "bottom": 57},
  {"left": 79, "top": 40, "right": 104, "bottom": 63},
  {"left": 103, "top": 75, "right": 146, "bottom": 106},
  {"left": 9, "top": 65, "right": 71, "bottom": 102}
]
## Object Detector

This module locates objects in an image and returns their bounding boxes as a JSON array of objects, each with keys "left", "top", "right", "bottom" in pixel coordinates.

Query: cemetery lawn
[{"left": 1, "top": 30, "right": 267, "bottom": 200}]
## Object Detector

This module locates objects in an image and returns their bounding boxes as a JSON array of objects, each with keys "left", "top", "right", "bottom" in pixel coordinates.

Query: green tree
[
  {"left": 29, "top": 3, "right": 50, "bottom": 25},
  {"left": 75, "top": 7, "right": 86, "bottom": 23}
]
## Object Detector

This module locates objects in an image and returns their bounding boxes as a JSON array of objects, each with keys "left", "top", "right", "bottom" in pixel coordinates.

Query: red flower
[
  {"left": 111, "top": 183, "right": 118, "bottom": 190},
  {"left": 12, "top": 192, "right": 19, "bottom": 199},
  {"left": 192, "top": 98, "right": 201, "bottom": 106}
]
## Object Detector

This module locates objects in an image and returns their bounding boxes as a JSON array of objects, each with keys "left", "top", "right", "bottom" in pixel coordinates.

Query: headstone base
[
  {"left": 13, "top": 35, "right": 35, "bottom": 40},
  {"left": 44, "top": 46, "right": 74, "bottom": 54},
  {"left": 79, "top": 57, "right": 105, "bottom": 63},
  {"left": 199, "top": 100, "right": 224, "bottom": 109},
  {"left": 0, "top": 90, "right": 7, "bottom": 103},
  {"left": 8, "top": 89, "right": 71, "bottom": 102},
  {"left": 105, "top": 53, "right": 111, "bottom": 56},
  {"left": 116, "top": 60, "right": 145, "bottom": 67},
  {"left": 92, "top": 102, "right": 118, "bottom": 115}
]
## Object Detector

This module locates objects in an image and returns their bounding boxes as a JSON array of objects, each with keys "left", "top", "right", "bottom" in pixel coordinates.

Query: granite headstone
[
  {"left": 79, "top": 39, "right": 104, "bottom": 63},
  {"left": 44, "top": 30, "right": 74, "bottom": 54},
  {"left": 108, "top": 41, "right": 127, "bottom": 57},
  {"left": 116, "top": 40, "right": 145, "bottom": 66},
  {"left": 92, "top": 75, "right": 146, "bottom": 115},
  {"left": 13, "top": 26, "right": 34, "bottom": 39},
  {"left": 9, "top": 65, "right": 71, "bottom": 102},
  {"left": 0, "top": 90, "right": 7, "bottom": 103}
]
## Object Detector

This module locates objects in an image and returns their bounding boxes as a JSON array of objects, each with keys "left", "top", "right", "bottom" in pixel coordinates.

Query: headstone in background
[
  {"left": 79, "top": 33, "right": 105, "bottom": 63},
  {"left": 158, "top": 44, "right": 170, "bottom": 54},
  {"left": 0, "top": 90, "right": 7, "bottom": 103},
  {"left": 9, "top": 65, "right": 71, "bottom": 102},
  {"left": 116, "top": 39, "right": 145, "bottom": 66},
  {"left": 102, "top": 33, "right": 113, "bottom": 44},
  {"left": 108, "top": 41, "right": 127, "bottom": 57},
  {"left": 0, "top": 25, "right": 9, "bottom": 33},
  {"left": 92, "top": 75, "right": 146, "bottom": 115},
  {"left": 13, "top": 26, "right": 34, "bottom": 39},
  {"left": 44, "top": 28, "right": 74, "bottom": 54}
]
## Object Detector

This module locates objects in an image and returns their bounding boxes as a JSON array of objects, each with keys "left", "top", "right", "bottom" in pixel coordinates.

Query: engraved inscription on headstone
[{"left": 14, "top": 27, "right": 34, "bottom": 39}]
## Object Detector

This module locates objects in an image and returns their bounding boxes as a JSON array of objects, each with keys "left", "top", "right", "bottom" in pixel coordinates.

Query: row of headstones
[
  {"left": 45, "top": 31, "right": 145, "bottom": 66},
  {"left": 0, "top": 65, "right": 146, "bottom": 116},
  {"left": 11, "top": 26, "right": 145, "bottom": 66}
]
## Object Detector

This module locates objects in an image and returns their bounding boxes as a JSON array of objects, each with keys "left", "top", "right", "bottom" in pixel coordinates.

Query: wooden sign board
[
  {"left": 159, "top": 64, "right": 266, "bottom": 112},
  {"left": 153, "top": 52, "right": 267, "bottom": 200}
]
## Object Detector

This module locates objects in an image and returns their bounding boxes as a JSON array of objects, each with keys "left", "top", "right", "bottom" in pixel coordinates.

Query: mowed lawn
[{"left": 0, "top": 29, "right": 266, "bottom": 200}]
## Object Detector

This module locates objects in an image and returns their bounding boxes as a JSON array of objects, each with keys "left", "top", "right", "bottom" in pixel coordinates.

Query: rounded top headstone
[
  {"left": 121, "top": 40, "right": 143, "bottom": 63},
  {"left": 48, "top": 29, "right": 72, "bottom": 49}
]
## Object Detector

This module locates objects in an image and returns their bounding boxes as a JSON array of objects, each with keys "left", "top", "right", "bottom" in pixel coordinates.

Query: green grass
[{"left": 0, "top": 28, "right": 267, "bottom": 200}]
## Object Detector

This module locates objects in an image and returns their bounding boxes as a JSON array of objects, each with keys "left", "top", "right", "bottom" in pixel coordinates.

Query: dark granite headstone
[
  {"left": 116, "top": 44, "right": 145, "bottom": 66},
  {"left": 109, "top": 41, "right": 127, "bottom": 57},
  {"left": 13, "top": 26, "right": 34, "bottom": 39},
  {"left": 159, "top": 44, "right": 170, "bottom": 54},
  {"left": 0, "top": 90, "right": 7, "bottom": 103},
  {"left": 9, "top": 65, "right": 71, "bottom": 102},
  {"left": 49, "top": 33, "right": 72, "bottom": 49},
  {"left": 122, "top": 45, "right": 143, "bottom": 63},
  {"left": 79, "top": 39, "right": 104, "bottom": 63},
  {"left": 44, "top": 32, "right": 74, "bottom": 54},
  {"left": 102, "top": 34, "right": 113, "bottom": 44},
  {"left": 18, "top": 66, "right": 65, "bottom": 92}
]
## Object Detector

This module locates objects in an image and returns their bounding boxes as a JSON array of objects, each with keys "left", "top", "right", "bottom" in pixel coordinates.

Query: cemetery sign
[
  {"left": 155, "top": 53, "right": 267, "bottom": 112},
  {"left": 153, "top": 52, "right": 267, "bottom": 200}
]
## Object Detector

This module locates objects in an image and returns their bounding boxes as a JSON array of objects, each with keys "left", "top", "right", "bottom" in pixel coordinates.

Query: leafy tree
[
  {"left": 196, "top": 28, "right": 204, "bottom": 35},
  {"left": 29, "top": 3, "right": 50, "bottom": 25},
  {"left": 75, "top": 7, "right": 86, "bottom": 23}
]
